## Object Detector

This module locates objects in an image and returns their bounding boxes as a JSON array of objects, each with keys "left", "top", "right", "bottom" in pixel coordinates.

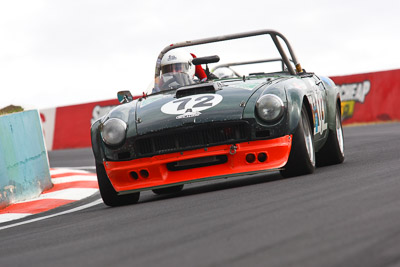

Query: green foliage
[{"left": 0, "top": 105, "right": 24, "bottom": 116}]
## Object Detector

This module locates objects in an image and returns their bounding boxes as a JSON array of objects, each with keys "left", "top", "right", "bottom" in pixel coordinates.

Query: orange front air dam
[{"left": 104, "top": 135, "right": 292, "bottom": 193}]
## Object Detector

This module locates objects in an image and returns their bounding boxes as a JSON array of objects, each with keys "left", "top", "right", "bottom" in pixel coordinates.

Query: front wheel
[
  {"left": 280, "top": 104, "right": 315, "bottom": 178},
  {"left": 96, "top": 163, "right": 140, "bottom": 207}
]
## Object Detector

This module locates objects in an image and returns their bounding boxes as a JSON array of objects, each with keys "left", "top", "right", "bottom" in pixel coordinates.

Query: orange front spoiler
[{"left": 104, "top": 135, "right": 292, "bottom": 194}]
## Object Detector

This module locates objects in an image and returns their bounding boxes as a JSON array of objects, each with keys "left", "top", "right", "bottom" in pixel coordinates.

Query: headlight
[
  {"left": 256, "top": 94, "right": 285, "bottom": 122},
  {"left": 101, "top": 118, "right": 127, "bottom": 146}
]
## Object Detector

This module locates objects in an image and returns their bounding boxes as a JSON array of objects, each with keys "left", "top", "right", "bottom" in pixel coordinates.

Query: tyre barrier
[{"left": 0, "top": 110, "right": 52, "bottom": 209}]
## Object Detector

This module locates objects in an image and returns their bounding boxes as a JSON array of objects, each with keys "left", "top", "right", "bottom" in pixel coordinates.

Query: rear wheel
[
  {"left": 280, "top": 104, "right": 315, "bottom": 178},
  {"left": 316, "top": 103, "right": 344, "bottom": 166},
  {"left": 152, "top": 185, "right": 184, "bottom": 195},
  {"left": 96, "top": 163, "right": 140, "bottom": 207}
]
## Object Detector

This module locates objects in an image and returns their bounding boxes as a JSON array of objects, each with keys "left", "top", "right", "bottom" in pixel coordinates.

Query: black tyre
[
  {"left": 280, "top": 104, "right": 315, "bottom": 178},
  {"left": 152, "top": 185, "right": 184, "bottom": 195},
  {"left": 316, "top": 103, "right": 345, "bottom": 166},
  {"left": 96, "top": 163, "right": 140, "bottom": 207}
]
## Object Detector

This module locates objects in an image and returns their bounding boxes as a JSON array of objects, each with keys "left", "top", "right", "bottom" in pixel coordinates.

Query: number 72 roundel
[{"left": 161, "top": 94, "right": 223, "bottom": 115}]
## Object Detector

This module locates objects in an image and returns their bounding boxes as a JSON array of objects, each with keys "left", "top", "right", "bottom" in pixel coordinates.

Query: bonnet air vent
[{"left": 176, "top": 82, "right": 221, "bottom": 98}]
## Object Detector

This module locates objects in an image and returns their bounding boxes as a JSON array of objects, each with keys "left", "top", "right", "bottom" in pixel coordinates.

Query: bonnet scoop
[{"left": 175, "top": 82, "right": 222, "bottom": 98}]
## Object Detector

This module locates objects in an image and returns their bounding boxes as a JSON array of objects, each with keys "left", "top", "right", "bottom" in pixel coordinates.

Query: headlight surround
[
  {"left": 256, "top": 94, "right": 285, "bottom": 122},
  {"left": 101, "top": 118, "right": 127, "bottom": 146}
]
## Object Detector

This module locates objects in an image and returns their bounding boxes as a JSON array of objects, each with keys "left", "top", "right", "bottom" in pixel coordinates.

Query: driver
[
  {"left": 161, "top": 49, "right": 195, "bottom": 78},
  {"left": 161, "top": 50, "right": 208, "bottom": 80},
  {"left": 152, "top": 50, "right": 208, "bottom": 93}
]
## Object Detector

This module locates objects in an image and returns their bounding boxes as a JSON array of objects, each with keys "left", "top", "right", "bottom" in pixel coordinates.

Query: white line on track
[
  {"left": 52, "top": 175, "right": 98, "bottom": 184},
  {"left": 0, "top": 213, "right": 32, "bottom": 223},
  {"left": 0, "top": 198, "right": 103, "bottom": 231}
]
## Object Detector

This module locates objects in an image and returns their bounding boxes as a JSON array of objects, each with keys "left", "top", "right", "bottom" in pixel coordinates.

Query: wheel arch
[
  {"left": 302, "top": 96, "right": 314, "bottom": 131},
  {"left": 286, "top": 90, "right": 314, "bottom": 135},
  {"left": 320, "top": 75, "right": 341, "bottom": 132},
  {"left": 91, "top": 120, "right": 105, "bottom": 164}
]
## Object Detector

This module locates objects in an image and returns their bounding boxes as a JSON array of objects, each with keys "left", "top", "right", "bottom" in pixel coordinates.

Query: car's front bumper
[{"left": 103, "top": 135, "right": 292, "bottom": 194}]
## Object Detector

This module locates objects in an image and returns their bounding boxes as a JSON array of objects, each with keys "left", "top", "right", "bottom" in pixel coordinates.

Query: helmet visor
[{"left": 161, "top": 63, "right": 191, "bottom": 74}]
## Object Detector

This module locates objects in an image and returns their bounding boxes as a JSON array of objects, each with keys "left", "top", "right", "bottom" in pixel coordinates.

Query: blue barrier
[{"left": 0, "top": 110, "right": 52, "bottom": 208}]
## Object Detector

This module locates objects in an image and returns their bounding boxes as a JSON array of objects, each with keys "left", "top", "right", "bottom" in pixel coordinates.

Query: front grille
[{"left": 135, "top": 122, "right": 249, "bottom": 156}]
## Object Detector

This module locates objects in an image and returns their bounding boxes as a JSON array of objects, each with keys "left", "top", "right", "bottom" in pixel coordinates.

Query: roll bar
[{"left": 154, "top": 29, "right": 302, "bottom": 78}]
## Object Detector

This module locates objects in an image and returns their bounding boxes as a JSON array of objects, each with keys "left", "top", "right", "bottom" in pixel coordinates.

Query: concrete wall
[{"left": 0, "top": 110, "right": 52, "bottom": 208}]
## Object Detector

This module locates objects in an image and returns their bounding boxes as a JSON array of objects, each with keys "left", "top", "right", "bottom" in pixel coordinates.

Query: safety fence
[
  {"left": 40, "top": 99, "right": 120, "bottom": 151},
  {"left": 330, "top": 69, "right": 400, "bottom": 124}
]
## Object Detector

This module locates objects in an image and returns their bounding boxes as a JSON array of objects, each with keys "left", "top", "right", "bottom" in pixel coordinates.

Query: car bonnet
[{"left": 134, "top": 81, "right": 264, "bottom": 136}]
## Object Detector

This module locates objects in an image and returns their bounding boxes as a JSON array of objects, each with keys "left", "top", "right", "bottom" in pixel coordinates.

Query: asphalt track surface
[{"left": 1, "top": 123, "right": 400, "bottom": 267}]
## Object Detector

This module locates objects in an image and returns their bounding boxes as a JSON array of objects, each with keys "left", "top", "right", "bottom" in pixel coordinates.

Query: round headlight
[
  {"left": 256, "top": 94, "right": 285, "bottom": 122},
  {"left": 101, "top": 118, "right": 127, "bottom": 146}
]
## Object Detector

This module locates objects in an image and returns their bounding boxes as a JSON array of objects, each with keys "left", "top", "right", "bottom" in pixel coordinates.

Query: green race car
[{"left": 91, "top": 29, "right": 344, "bottom": 206}]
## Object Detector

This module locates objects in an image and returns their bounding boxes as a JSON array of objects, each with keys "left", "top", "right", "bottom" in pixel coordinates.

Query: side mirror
[
  {"left": 117, "top": 91, "right": 133, "bottom": 104},
  {"left": 192, "top": 55, "right": 220, "bottom": 65}
]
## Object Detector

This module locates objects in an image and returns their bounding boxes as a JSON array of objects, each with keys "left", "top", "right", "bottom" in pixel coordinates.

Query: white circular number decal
[{"left": 161, "top": 94, "right": 223, "bottom": 115}]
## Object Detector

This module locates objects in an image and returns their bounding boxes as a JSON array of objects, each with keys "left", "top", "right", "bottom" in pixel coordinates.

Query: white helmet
[{"left": 161, "top": 49, "right": 195, "bottom": 78}]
